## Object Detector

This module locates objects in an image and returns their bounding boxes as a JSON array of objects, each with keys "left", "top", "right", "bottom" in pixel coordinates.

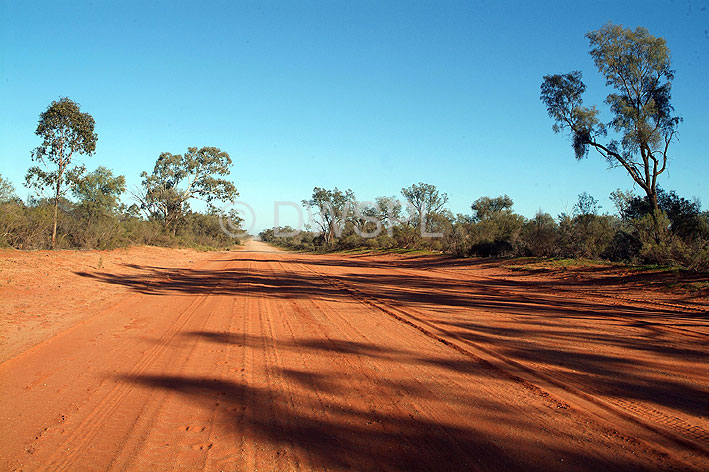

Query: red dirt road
[{"left": 1, "top": 241, "right": 707, "bottom": 471}]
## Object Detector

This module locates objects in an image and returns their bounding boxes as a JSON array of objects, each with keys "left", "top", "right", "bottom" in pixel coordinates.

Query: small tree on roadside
[
  {"left": 73, "top": 166, "right": 126, "bottom": 223},
  {"left": 25, "top": 97, "right": 98, "bottom": 248},
  {"left": 0, "top": 174, "right": 18, "bottom": 204},
  {"left": 135, "top": 147, "right": 238, "bottom": 233},
  {"left": 469, "top": 195, "right": 523, "bottom": 256},
  {"left": 541, "top": 23, "right": 681, "bottom": 215},
  {"left": 302, "top": 187, "right": 354, "bottom": 246},
  {"left": 401, "top": 182, "right": 448, "bottom": 231},
  {"left": 374, "top": 195, "right": 403, "bottom": 234},
  {"left": 521, "top": 211, "right": 559, "bottom": 257}
]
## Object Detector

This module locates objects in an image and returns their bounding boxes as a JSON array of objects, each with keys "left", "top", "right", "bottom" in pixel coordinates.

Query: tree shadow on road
[
  {"left": 119, "top": 371, "right": 652, "bottom": 472},
  {"left": 79, "top": 255, "right": 709, "bottom": 421}
]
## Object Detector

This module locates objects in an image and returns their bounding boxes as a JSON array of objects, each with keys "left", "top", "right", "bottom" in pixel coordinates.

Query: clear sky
[{"left": 1, "top": 0, "right": 708, "bottom": 232}]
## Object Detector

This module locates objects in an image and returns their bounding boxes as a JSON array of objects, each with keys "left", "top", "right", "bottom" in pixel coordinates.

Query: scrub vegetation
[{"left": 1, "top": 99, "right": 241, "bottom": 250}]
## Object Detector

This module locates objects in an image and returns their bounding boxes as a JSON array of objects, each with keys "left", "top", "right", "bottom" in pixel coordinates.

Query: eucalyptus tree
[
  {"left": 25, "top": 98, "right": 98, "bottom": 247},
  {"left": 72, "top": 166, "right": 126, "bottom": 223},
  {"left": 470, "top": 195, "right": 514, "bottom": 222},
  {"left": 375, "top": 195, "right": 403, "bottom": 235},
  {"left": 136, "top": 147, "right": 237, "bottom": 233},
  {"left": 302, "top": 187, "right": 354, "bottom": 246},
  {"left": 0, "top": 174, "right": 17, "bottom": 204},
  {"left": 401, "top": 182, "right": 448, "bottom": 231},
  {"left": 541, "top": 23, "right": 681, "bottom": 213}
]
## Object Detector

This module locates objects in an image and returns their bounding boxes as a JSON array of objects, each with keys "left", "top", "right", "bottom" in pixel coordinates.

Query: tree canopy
[
  {"left": 302, "top": 187, "right": 354, "bottom": 245},
  {"left": 471, "top": 195, "right": 514, "bottom": 221},
  {"left": 0, "top": 174, "right": 18, "bottom": 204},
  {"left": 573, "top": 192, "right": 601, "bottom": 216},
  {"left": 25, "top": 97, "right": 98, "bottom": 247},
  {"left": 540, "top": 23, "right": 681, "bottom": 211},
  {"left": 136, "top": 146, "right": 237, "bottom": 232},
  {"left": 72, "top": 166, "right": 126, "bottom": 221},
  {"left": 401, "top": 182, "right": 448, "bottom": 230}
]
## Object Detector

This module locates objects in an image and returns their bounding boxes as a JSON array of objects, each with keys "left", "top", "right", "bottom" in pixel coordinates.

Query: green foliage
[
  {"left": 467, "top": 195, "right": 523, "bottom": 256},
  {"left": 469, "top": 214, "right": 525, "bottom": 257},
  {"left": 374, "top": 196, "right": 402, "bottom": 231},
  {"left": 573, "top": 192, "right": 601, "bottom": 216},
  {"left": 557, "top": 213, "right": 617, "bottom": 259},
  {"left": 1, "top": 172, "right": 241, "bottom": 250},
  {"left": 137, "top": 147, "right": 238, "bottom": 232},
  {"left": 262, "top": 186, "right": 706, "bottom": 271},
  {"left": 541, "top": 23, "right": 681, "bottom": 211},
  {"left": 540, "top": 71, "right": 601, "bottom": 159},
  {"left": 624, "top": 188, "right": 707, "bottom": 240},
  {"left": 73, "top": 166, "right": 126, "bottom": 220},
  {"left": 260, "top": 227, "right": 318, "bottom": 251},
  {"left": 609, "top": 188, "right": 635, "bottom": 219},
  {"left": 302, "top": 187, "right": 354, "bottom": 246},
  {"left": 25, "top": 97, "right": 98, "bottom": 247},
  {"left": 0, "top": 174, "right": 18, "bottom": 203},
  {"left": 401, "top": 182, "right": 448, "bottom": 229},
  {"left": 602, "top": 188, "right": 709, "bottom": 269},
  {"left": 471, "top": 195, "right": 514, "bottom": 221},
  {"left": 521, "top": 212, "right": 558, "bottom": 257}
]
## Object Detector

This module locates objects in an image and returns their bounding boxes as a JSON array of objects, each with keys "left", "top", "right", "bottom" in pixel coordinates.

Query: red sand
[{"left": 1, "top": 240, "right": 707, "bottom": 471}]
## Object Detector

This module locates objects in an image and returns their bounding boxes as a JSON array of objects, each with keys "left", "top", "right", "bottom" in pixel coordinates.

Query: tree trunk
[
  {"left": 52, "top": 185, "right": 60, "bottom": 249},
  {"left": 649, "top": 190, "right": 659, "bottom": 213},
  {"left": 646, "top": 187, "right": 662, "bottom": 243}
]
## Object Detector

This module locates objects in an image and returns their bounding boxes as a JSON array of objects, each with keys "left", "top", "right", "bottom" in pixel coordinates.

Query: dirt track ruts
[{"left": 1, "top": 240, "right": 707, "bottom": 471}]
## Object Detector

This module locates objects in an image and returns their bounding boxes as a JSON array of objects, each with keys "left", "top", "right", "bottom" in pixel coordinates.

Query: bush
[
  {"left": 521, "top": 212, "right": 558, "bottom": 257},
  {"left": 257, "top": 189, "right": 707, "bottom": 272},
  {"left": 0, "top": 198, "right": 240, "bottom": 250},
  {"left": 557, "top": 214, "right": 617, "bottom": 259},
  {"left": 602, "top": 230, "right": 642, "bottom": 262}
]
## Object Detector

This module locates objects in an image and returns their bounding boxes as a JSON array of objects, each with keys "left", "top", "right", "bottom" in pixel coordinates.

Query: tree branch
[{"left": 589, "top": 140, "right": 646, "bottom": 190}]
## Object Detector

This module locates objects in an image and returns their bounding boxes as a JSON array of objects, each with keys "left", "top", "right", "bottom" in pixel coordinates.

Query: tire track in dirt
[
  {"left": 392, "top": 263, "right": 708, "bottom": 339},
  {"left": 111, "top": 261, "right": 246, "bottom": 471},
  {"left": 0, "top": 256, "right": 220, "bottom": 371},
  {"left": 269, "top": 258, "right": 521, "bottom": 471},
  {"left": 421, "top": 263, "right": 708, "bottom": 317},
  {"left": 277, "top": 258, "right": 677, "bottom": 470},
  {"left": 202, "top": 257, "right": 305, "bottom": 472},
  {"left": 294, "top": 258, "right": 708, "bottom": 470},
  {"left": 271, "top": 260, "right": 475, "bottom": 470},
  {"left": 310, "top": 259, "right": 708, "bottom": 420},
  {"left": 384, "top": 269, "right": 709, "bottom": 452},
  {"left": 38, "top": 258, "right": 235, "bottom": 472},
  {"left": 331, "top": 256, "right": 707, "bottom": 336}
]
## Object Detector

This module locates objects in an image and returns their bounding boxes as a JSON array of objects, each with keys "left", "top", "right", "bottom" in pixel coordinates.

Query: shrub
[{"left": 521, "top": 212, "right": 558, "bottom": 257}]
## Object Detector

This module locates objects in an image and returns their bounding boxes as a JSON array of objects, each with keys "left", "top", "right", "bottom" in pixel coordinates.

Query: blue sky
[{"left": 1, "top": 0, "right": 708, "bottom": 232}]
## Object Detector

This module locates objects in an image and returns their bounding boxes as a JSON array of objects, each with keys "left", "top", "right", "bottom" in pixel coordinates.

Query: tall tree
[
  {"left": 401, "top": 182, "right": 448, "bottom": 231},
  {"left": 540, "top": 23, "right": 681, "bottom": 213},
  {"left": 302, "top": 187, "right": 354, "bottom": 246},
  {"left": 135, "top": 147, "right": 237, "bottom": 232},
  {"left": 25, "top": 97, "right": 98, "bottom": 247},
  {"left": 374, "top": 195, "right": 403, "bottom": 234}
]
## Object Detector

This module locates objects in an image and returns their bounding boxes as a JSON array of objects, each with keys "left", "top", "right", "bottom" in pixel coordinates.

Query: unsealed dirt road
[{"left": 1, "top": 240, "right": 707, "bottom": 471}]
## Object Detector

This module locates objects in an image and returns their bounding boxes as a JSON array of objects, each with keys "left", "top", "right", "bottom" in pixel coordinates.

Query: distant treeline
[
  {"left": 0, "top": 98, "right": 242, "bottom": 251},
  {"left": 0, "top": 169, "right": 240, "bottom": 250},
  {"left": 260, "top": 184, "right": 709, "bottom": 271}
]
